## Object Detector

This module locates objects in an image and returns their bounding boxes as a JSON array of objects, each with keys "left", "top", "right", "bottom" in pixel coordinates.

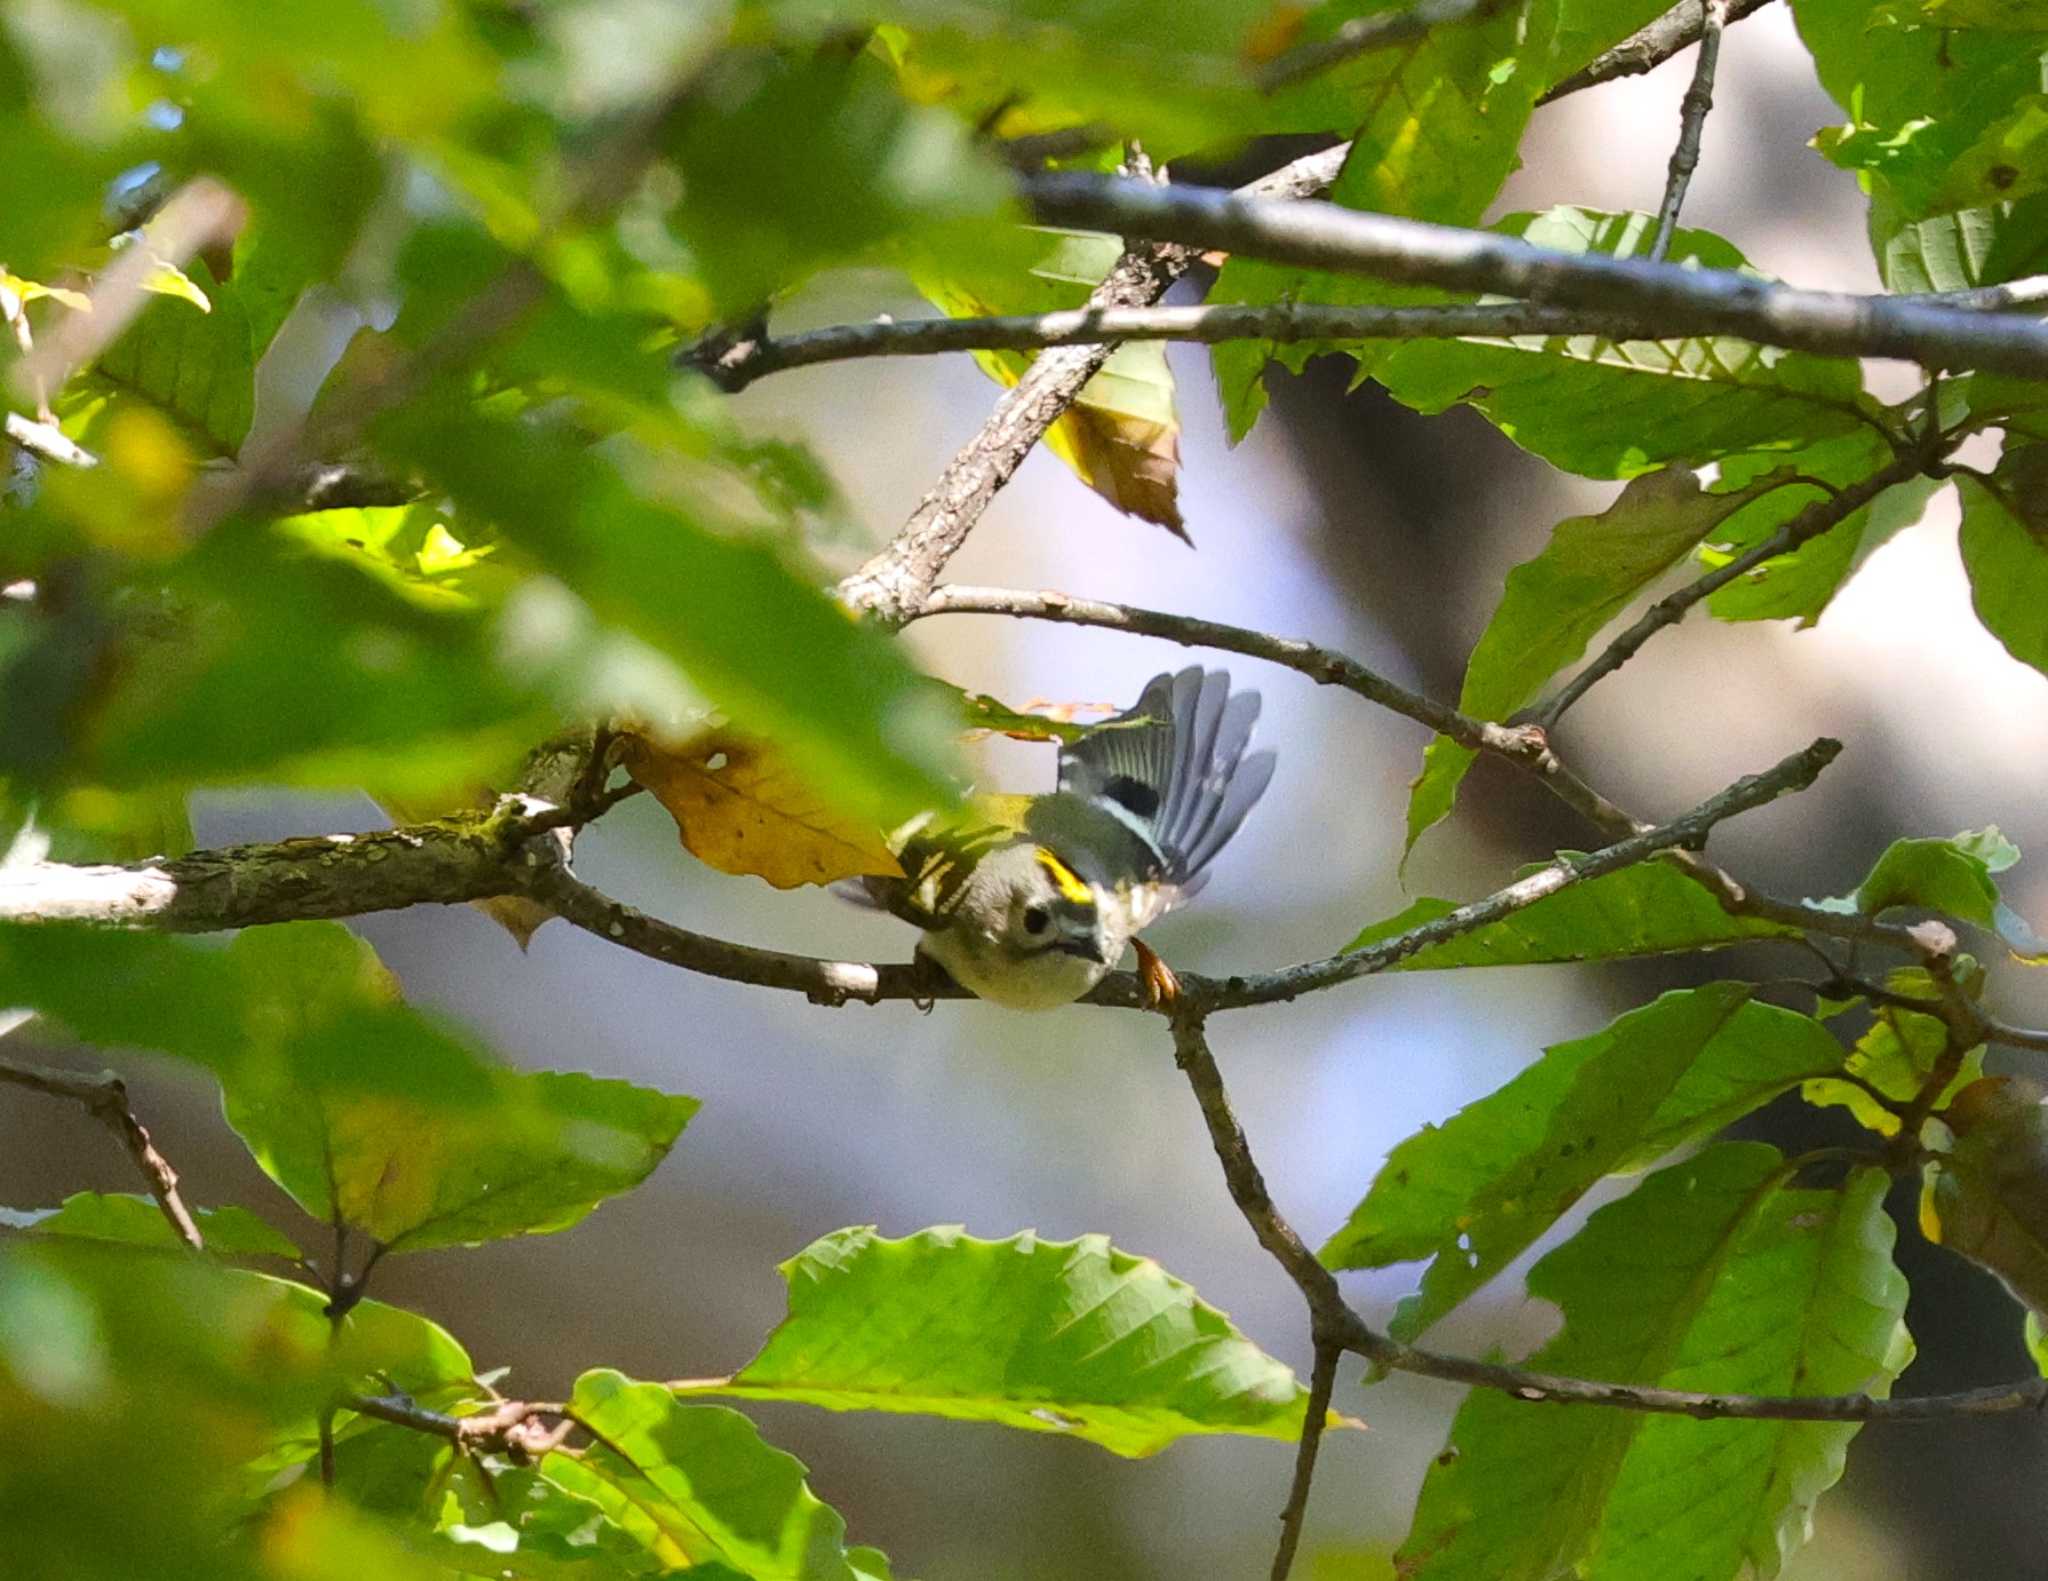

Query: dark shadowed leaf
[
  {"left": 1398, "top": 1145, "right": 1910, "bottom": 1581},
  {"left": 542, "top": 1369, "right": 895, "bottom": 1580},
  {"left": 1921, "top": 1074, "right": 2048, "bottom": 1315},
  {"left": 1322, "top": 985, "right": 1847, "bottom": 1341}
]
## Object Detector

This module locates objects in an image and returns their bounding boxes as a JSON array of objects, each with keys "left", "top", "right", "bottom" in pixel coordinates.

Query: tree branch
[
  {"left": 1270, "top": 1337, "right": 1341, "bottom": 1581},
  {"left": 1539, "top": 0, "right": 1777, "bottom": 104},
  {"left": 1536, "top": 438, "right": 1954, "bottom": 728},
  {"left": 1021, "top": 173, "right": 2048, "bottom": 378},
  {"left": 346, "top": 1392, "right": 572, "bottom": 1460},
  {"left": 0, "top": 809, "right": 551, "bottom": 930},
  {"left": 828, "top": 141, "right": 1352, "bottom": 627},
  {"left": 1646, "top": 0, "right": 1729, "bottom": 262},
  {"left": 689, "top": 301, "right": 1691, "bottom": 392},
  {"left": 0, "top": 1054, "right": 204, "bottom": 1250}
]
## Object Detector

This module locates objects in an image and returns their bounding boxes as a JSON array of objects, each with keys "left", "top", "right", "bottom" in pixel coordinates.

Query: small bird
[{"left": 861, "top": 667, "right": 1275, "bottom": 1009}]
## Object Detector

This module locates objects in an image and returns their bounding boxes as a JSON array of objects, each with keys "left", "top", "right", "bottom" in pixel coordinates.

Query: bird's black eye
[{"left": 1022, "top": 905, "right": 1051, "bottom": 935}]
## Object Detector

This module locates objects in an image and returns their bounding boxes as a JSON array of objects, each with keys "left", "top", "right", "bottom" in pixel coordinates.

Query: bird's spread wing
[{"left": 1054, "top": 666, "right": 1275, "bottom": 923}]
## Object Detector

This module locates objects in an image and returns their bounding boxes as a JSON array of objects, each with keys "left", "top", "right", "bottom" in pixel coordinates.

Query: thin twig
[
  {"left": 693, "top": 302, "right": 1671, "bottom": 391},
  {"left": 1540, "top": 0, "right": 1776, "bottom": 104},
  {"left": 1021, "top": 173, "right": 2048, "bottom": 378},
  {"left": 347, "top": 1392, "right": 573, "bottom": 1460},
  {"left": 1646, "top": 0, "right": 1729, "bottom": 262},
  {"left": 0, "top": 1056, "right": 204, "bottom": 1250},
  {"left": 4, "top": 411, "right": 97, "bottom": 468},
  {"left": 828, "top": 141, "right": 1352, "bottom": 627},
  {"left": 1255, "top": 0, "right": 1506, "bottom": 93},
  {"left": 1536, "top": 439, "right": 1954, "bottom": 728},
  {"left": 1272, "top": 1338, "right": 1341, "bottom": 1581}
]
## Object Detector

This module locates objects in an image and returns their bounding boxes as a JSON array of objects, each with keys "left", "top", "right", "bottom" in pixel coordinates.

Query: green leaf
[
  {"left": 1958, "top": 449, "right": 2048, "bottom": 696},
  {"left": 0, "top": 1242, "right": 475, "bottom": 1581},
  {"left": 375, "top": 406, "right": 960, "bottom": 822},
  {"left": 1799, "top": 0, "right": 2048, "bottom": 218},
  {"left": 1804, "top": 968, "right": 1983, "bottom": 1137},
  {"left": 68, "top": 523, "right": 560, "bottom": 799},
  {"left": 1398, "top": 1145, "right": 1911, "bottom": 1581},
  {"left": 214, "top": 926, "right": 696, "bottom": 1253},
  {"left": 1869, "top": 184, "right": 2048, "bottom": 293},
  {"left": 676, "top": 1225, "right": 1322, "bottom": 1457},
  {"left": 0, "top": 1192, "right": 301, "bottom": 1259},
  {"left": 666, "top": 50, "right": 1005, "bottom": 316},
  {"left": 1370, "top": 212, "right": 1876, "bottom": 478},
  {"left": 1401, "top": 465, "right": 1800, "bottom": 847},
  {"left": 1846, "top": 829, "right": 2012, "bottom": 925},
  {"left": 85, "top": 257, "right": 254, "bottom": 456},
  {"left": 1348, "top": 861, "right": 1804, "bottom": 966},
  {"left": 0, "top": 925, "right": 254, "bottom": 1068},
  {"left": 1702, "top": 452, "right": 1943, "bottom": 628},
  {"left": 1209, "top": 1, "right": 1563, "bottom": 435},
  {"left": 0, "top": 922, "right": 695, "bottom": 1251},
  {"left": 541, "top": 1369, "right": 893, "bottom": 1581},
  {"left": 1321, "top": 985, "right": 1848, "bottom": 1341}
]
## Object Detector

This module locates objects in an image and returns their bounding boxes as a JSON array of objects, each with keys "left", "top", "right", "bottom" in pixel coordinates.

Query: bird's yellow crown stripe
[{"left": 1034, "top": 847, "right": 1094, "bottom": 906}]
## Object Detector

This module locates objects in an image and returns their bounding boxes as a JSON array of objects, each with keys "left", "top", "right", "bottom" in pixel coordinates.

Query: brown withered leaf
[
  {"left": 622, "top": 729, "right": 903, "bottom": 890},
  {"left": 1921, "top": 1074, "right": 2048, "bottom": 1315}
]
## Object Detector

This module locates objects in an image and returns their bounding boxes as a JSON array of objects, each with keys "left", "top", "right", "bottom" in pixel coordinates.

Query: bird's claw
[{"left": 1133, "top": 938, "right": 1180, "bottom": 1010}]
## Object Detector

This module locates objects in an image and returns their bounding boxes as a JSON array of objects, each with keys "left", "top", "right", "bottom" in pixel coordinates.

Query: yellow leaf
[
  {"left": 623, "top": 728, "right": 904, "bottom": 889},
  {"left": 135, "top": 257, "right": 212, "bottom": 312}
]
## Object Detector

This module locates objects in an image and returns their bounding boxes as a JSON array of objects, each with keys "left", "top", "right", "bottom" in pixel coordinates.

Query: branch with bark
[
  {"left": 0, "top": 1046, "right": 205, "bottom": 1250},
  {"left": 1021, "top": 172, "right": 2048, "bottom": 378}
]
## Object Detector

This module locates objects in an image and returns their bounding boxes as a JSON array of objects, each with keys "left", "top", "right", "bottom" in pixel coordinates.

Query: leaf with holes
[
  {"left": 674, "top": 1225, "right": 1330, "bottom": 1457},
  {"left": 1322, "top": 985, "right": 1848, "bottom": 1341},
  {"left": 623, "top": 727, "right": 903, "bottom": 890},
  {"left": 1398, "top": 1144, "right": 1911, "bottom": 1581}
]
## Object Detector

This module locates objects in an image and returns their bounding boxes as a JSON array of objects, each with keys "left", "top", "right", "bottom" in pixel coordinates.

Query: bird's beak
[{"left": 1057, "top": 938, "right": 1110, "bottom": 964}]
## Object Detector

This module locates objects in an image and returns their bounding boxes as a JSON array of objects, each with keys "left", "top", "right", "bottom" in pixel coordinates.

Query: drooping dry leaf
[
  {"left": 914, "top": 243, "right": 1186, "bottom": 537},
  {"left": 623, "top": 728, "right": 903, "bottom": 889},
  {"left": 1921, "top": 1074, "right": 2048, "bottom": 1314}
]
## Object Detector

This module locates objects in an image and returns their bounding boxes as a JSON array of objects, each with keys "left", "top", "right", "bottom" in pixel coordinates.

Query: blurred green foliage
[{"left": 9, "top": 2, "right": 2048, "bottom": 1578}]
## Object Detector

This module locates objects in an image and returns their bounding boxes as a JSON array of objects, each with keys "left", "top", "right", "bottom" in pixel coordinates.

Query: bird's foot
[{"left": 1133, "top": 938, "right": 1180, "bottom": 1010}]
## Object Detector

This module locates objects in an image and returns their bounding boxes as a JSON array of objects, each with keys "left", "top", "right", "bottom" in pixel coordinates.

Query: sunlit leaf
[
  {"left": 542, "top": 1369, "right": 893, "bottom": 1581},
  {"left": 676, "top": 1225, "right": 1328, "bottom": 1457},
  {"left": 0, "top": 1191, "right": 301, "bottom": 1259},
  {"left": 214, "top": 925, "right": 696, "bottom": 1253},
  {"left": 623, "top": 727, "right": 903, "bottom": 889},
  {"left": 1349, "top": 861, "right": 1803, "bottom": 966}
]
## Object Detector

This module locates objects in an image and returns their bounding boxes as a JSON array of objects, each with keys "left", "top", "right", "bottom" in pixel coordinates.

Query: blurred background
[{"left": 7, "top": 7, "right": 2047, "bottom": 1575}]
